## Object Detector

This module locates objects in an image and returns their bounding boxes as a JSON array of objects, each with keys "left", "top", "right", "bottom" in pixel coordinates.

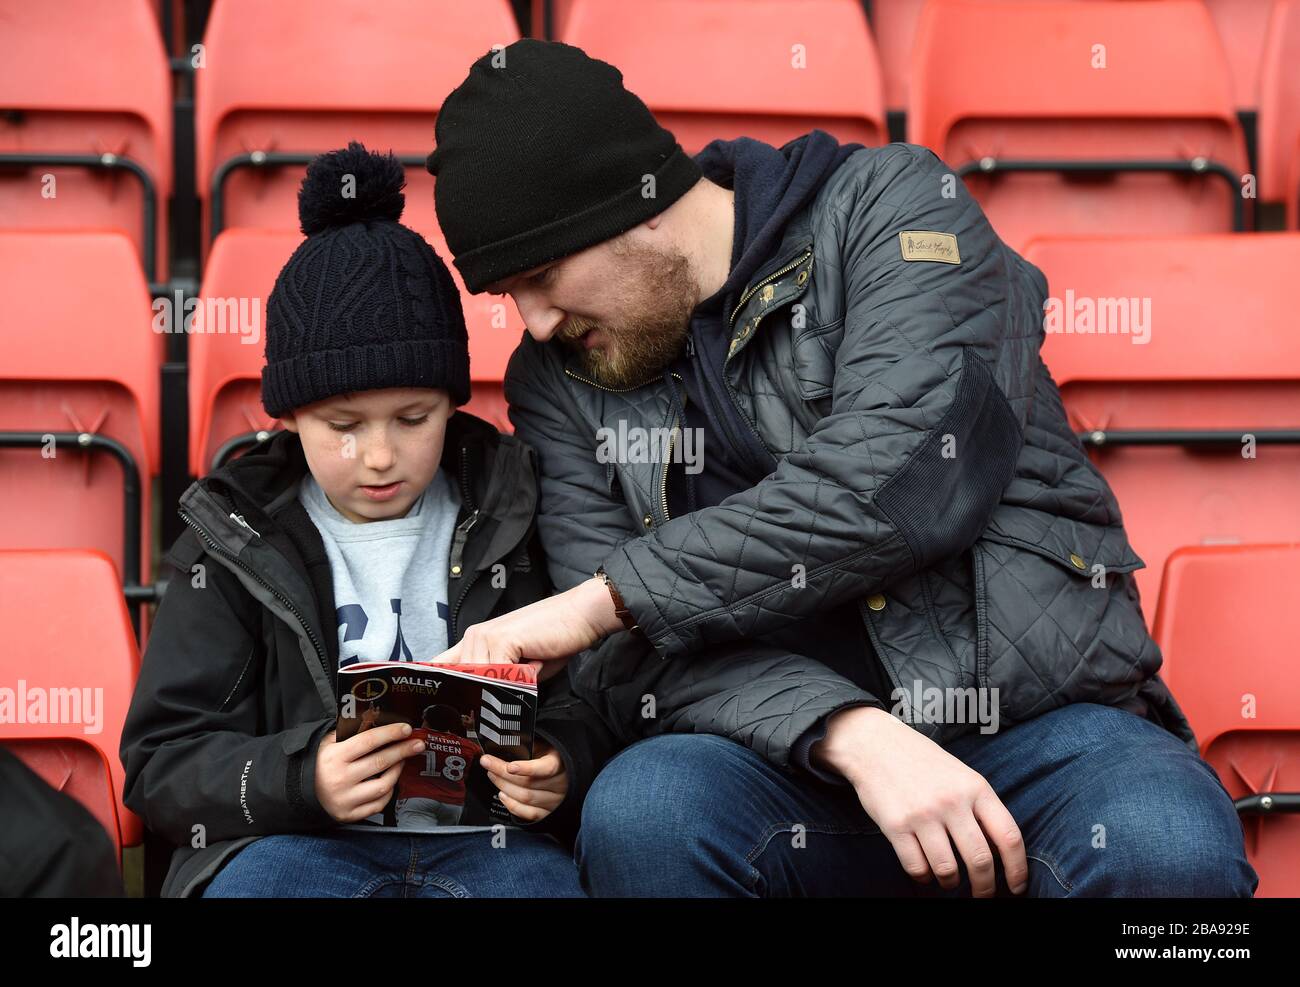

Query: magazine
[{"left": 335, "top": 661, "right": 538, "bottom": 832}]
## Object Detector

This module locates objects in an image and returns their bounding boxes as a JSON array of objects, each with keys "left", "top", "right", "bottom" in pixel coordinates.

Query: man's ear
[{"left": 279, "top": 411, "right": 299, "bottom": 433}]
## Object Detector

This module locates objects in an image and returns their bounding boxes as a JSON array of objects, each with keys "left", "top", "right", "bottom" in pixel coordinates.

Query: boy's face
[{"left": 279, "top": 387, "right": 454, "bottom": 523}]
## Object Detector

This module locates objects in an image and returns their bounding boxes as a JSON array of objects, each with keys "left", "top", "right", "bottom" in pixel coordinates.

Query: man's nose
[{"left": 512, "top": 291, "right": 565, "bottom": 342}]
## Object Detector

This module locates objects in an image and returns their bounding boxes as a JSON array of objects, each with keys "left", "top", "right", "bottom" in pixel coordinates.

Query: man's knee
[
  {"left": 580, "top": 734, "right": 748, "bottom": 843},
  {"left": 1071, "top": 753, "right": 1258, "bottom": 897},
  {"left": 575, "top": 734, "right": 761, "bottom": 894}
]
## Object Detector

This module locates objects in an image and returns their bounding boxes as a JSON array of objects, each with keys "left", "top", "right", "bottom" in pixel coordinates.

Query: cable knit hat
[
  {"left": 426, "top": 39, "right": 702, "bottom": 294},
  {"left": 261, "top": 142, "right": 470, "bottom": 419}
]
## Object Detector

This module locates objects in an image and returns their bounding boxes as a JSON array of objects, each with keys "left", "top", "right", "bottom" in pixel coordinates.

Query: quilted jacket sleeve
[
  {"left": 602, "top": 144, "right": 1031, "bottom": 659},
  {"left": 506, "top": 341, "right": 884, "bottom": 775}
]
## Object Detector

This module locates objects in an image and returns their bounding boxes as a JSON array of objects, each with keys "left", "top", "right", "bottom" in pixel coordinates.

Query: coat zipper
[
  {"left": 176, "top": 507, "right": 333, "bottom": 699},
  {"left": 563, "top": 367, "right": 685, "bottom": 526},
  {"left": 727, "top": 248, "right": 813, "bottom": 330},
  {"left": 448, "top": 447, "right": 481, "bottom": 641},
  {"left": 718, "top": 250, "right": 815, "bottom": 467}
]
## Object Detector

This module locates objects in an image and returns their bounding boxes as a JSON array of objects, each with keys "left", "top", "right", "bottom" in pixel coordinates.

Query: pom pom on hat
[{"left": 297, "top": 141, "right": 406, "bottom": 236}]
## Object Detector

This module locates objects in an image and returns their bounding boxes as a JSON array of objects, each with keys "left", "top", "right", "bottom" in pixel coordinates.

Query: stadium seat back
[
  {"left": 562, "top": 0, "right": 887, "bottom": 153},
  {"left": 0, "top": 0, "right": 172, "bottom": 280},
  {"left": 1023, "top": 234, "right": 1300, "bottom": 620},
  {"left": 1204, "top": 0, "right": 1277, "bottom": 110},
  {"left": 1258, "top": 0, "right": 1300, "bottom": 224},
  {"left": 195, "top": 0, "right": 520, "bottom": 247},
  {"left": 0, "top": 233, "right": 159, "bottom": 597},
  {"left": 911, "top": 0, "right": 1247, "bottom": 249},
  {"left": 0, "top": 549, "right": 144, "bottom": 856},
  {"left": 1154, "top": 544, "right": 1300, "bottom": 898}
]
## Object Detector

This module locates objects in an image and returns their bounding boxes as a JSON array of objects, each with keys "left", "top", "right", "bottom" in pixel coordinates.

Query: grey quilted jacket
[{"left": 504, "top": 142, "right": 1195, "bottom": 771}]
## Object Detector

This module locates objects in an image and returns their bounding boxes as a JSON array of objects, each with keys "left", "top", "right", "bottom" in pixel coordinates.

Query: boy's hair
[{"left": 261, "top": 142, "right": 470, "bottom": 420}]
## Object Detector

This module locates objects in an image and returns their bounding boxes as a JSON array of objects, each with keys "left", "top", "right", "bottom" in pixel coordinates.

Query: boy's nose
[{"left": 362, "top": 435, "right": 396, "bottom": 472}]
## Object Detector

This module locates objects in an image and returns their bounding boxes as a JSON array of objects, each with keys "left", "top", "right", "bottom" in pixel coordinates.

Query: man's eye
[
  {"left": 327, "top": 422, "right": 357, "bottom": 433},
  {"left": 399, "top": 415, "right": 429, "bottom": 427},
  {"left": 530, "top": 267, "right": 551, "bottom": 284}
]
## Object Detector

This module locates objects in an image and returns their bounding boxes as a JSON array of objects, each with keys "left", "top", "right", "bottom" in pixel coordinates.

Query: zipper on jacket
[
  {"left": 176, "top": 507, "right": 332, "bottom": 694},
  {"left": 448, "top": 447, "right": 481, "bottom": 641},
  {"left": 229, "top": 512, "right": 260, "bottom": 538},
  {"left": 718, "top": 251, "right": 814, "bottom": 467},
  {"left": 562, "top": 367, "right": 660, "bottom": 392},
  {"left": 448, "top": 509, "right": 481, "bottom": 580},
  {"left": 727, "top": 248, "right": 813, "bottom": 330},
  {"left": 660, "top": 413, "right": 679, "bottom": 524}
]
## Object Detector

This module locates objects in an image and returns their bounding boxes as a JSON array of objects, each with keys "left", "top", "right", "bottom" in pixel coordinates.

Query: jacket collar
[{"left": 180, "top": 409, "right": 535, "bottom": 558}]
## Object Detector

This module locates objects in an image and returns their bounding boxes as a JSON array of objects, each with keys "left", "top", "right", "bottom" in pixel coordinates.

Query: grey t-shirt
[
  {"left": 301, "top": 469, "right": 486, "bottom": 833},
  {"left": 299, "top": 470, "right": 461, "bottom": 669}
]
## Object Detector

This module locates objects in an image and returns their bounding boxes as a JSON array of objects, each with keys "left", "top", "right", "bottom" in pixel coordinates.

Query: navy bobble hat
[{"left": 261, "top": 142, "right": 471, "bottom": 419}]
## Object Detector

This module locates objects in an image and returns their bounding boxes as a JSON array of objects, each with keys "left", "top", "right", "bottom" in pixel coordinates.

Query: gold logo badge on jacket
[{"left": 898, "top": 231, "right": 961, "bottom": 265}]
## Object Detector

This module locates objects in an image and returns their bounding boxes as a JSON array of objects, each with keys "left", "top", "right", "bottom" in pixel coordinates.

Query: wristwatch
[{"left": 594, "top": 566, "right": 641, "bottom": 636}]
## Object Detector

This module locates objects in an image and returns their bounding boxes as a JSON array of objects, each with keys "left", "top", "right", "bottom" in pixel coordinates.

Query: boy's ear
[{"left": 279, "top": 411, "right": 299, "bottom": 433}]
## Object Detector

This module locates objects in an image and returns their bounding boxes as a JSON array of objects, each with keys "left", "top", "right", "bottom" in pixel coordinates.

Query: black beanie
[
  {"left": 426, "top": 39, "right": 703, "bottom": 294},
  {"left": 261, "top": 142, "right": 471, "bottom": 419}
]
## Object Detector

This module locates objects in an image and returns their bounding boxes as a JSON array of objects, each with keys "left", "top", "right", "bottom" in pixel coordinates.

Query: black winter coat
[{"left": 120, "top": 411, "right": 616, "bottom": 897}]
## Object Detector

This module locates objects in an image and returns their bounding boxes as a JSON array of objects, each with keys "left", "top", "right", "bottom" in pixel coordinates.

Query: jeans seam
[
  {"left": 745, "top": 820, "right": 882, "bottom": 868},
  {"left": 743, "top": 820, "right": 884, "bottom": 896},
  {"left": 1026, "top": 848, "right": 1073, "bottom": 894}
]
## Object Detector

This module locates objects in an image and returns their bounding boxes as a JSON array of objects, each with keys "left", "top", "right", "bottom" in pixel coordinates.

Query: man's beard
[{"left": 556, "top": 241, "right": 697, "bottom": 389}]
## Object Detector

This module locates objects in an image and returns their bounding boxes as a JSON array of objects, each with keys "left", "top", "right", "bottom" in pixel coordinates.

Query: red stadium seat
[
  {"left": 1153, "top": 544, "right": 1300, "bottom": 898},
  {"left": 1023, "top": 233, "right": 1300, "bottom": 621},
  {"left": 0, "top": 549, "right": 144, "bottom": 861},
  {"left": 1204, "top": 0, "right": 1278, "bottom": 111},
  {"left": 530, "top": 0, "right": 576, "bottom": 37},
  {"left": 0, "top": 231, "right": 160, "bottom": 639},
  {"left": 872, "top": 0, "right": 928, "bottom": 114},
  {"left": 192, "top": 228, "right": 518, "bottom": 476},
  {"left": 1259, "top": 0, "right": 1300, "bottom": 225},
  {"left": 0, "top": 0, "right": 173, "bottom": 283},
  {"left": 561, "top": 0, "right": 887, "bottom": 153},
  {"left": 910, "top": 0, "right": 1249, "bottom": 249},
  {"left": 194, "top": 0, "right": 520, "bottom": 251}
]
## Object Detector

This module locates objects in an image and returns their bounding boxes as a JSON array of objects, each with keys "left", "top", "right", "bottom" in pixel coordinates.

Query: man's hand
[
  {"left": 314, "top": 723, "right": 424, "bottom": 823},
  {"left": 431, "top": 577, "right": 623, "bottom": 680},
  {"left": 811, "top": 706, "right": 1029, "bottom": 898},
  {"left": 480, "top": 739, "right": 568, "bottom": 822}
]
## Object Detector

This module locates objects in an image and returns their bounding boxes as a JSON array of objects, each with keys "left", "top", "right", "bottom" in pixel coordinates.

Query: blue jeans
[
  {"left": 576, "top": 703, "right": 1259, "bottom": 897},
  {"left": 202, "top": 829, "right": 584, "bottom": 897}
]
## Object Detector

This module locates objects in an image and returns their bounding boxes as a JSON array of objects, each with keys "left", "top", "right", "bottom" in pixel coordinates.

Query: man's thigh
[
  {"left": 577, "top": 705, "right": 1258, "bottom": 898},
  {"left": 942, "top": 702, "right": 1259, "bottom": 898},
  {"left": 576, "top": 733, "right": 918, "bottom": 897}
]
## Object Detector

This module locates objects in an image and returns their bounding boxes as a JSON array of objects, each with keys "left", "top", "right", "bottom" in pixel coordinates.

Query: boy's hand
[
  {"left": 480, "top": 739, "right": 568, "bottom": 822},
  {"left": 314, "top": 722, "right": 425, "bottom": 823},
  {"left": 431, "top": 577, "right": 622, "bottom": 680}
]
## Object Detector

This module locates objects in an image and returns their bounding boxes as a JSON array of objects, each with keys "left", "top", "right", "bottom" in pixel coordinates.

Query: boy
[{"left": 120, "top": 144, "right": 616, "bottom": 898}]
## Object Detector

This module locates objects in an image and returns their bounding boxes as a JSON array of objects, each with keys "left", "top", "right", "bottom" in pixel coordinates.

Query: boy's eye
[
  {"left": 327, "top": 416, "right": 428, "bottom": 431},
  {"left": 530, "top": 267, "right": 552, "bottom": 285}
]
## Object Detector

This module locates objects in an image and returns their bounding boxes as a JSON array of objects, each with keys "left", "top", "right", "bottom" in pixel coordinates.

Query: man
[{"left": 427, "top": 39, "right": 1256, "bottom": 898}]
